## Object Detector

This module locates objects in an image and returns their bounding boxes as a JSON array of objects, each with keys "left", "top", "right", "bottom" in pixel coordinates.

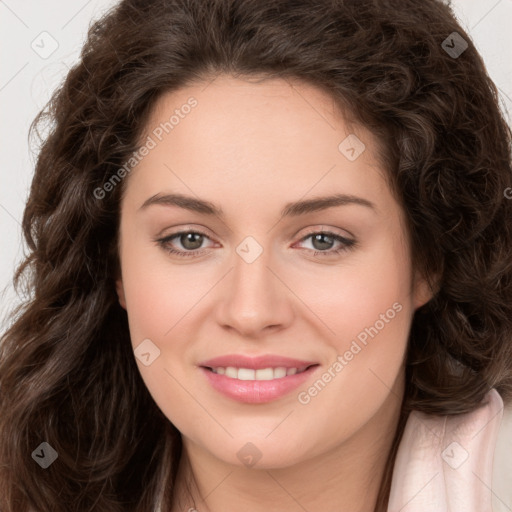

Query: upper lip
[{"left": 199, "top": 354, "right": 319, "bottom": 370}]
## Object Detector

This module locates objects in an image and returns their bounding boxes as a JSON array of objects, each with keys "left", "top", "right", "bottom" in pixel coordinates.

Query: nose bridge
[{"left": 216, "top": 234, "right": 292, "bottom": 335}]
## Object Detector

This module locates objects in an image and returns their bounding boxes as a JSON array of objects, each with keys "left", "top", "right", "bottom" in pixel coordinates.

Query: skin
[{"left": 115, "top": 74, "right": 433, "bottom": 512}]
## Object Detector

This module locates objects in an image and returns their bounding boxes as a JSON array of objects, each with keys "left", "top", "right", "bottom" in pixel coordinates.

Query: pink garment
[{"left": 388, "top": 388, "right": 508, "bottom": 511}]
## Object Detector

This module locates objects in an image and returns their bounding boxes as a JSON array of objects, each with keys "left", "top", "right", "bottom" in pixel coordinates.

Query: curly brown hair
[{"left": 1, "top": 0, "right": 511, "bottom": 510}]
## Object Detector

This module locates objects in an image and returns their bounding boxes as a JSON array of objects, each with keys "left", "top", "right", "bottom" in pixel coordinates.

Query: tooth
[
  {"left": 212, "top": 366, "right": 304, "bottom": 379},
  {"left": 225, "top": 366, "right": 238, "bottom": 378},
  {"left": 255, "top": 368, "right": 275, "bottom": 380},
  {"left": 273, "top": 367, "right": 287, "bottom": 378},
  {"left": 238, "top": 368, "right": 255, "bottom": 380}
]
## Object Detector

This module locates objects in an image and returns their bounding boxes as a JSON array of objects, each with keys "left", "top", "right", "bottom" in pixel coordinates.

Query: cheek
[
  {"left": 288, "top": 229, "right": 413, "bottom": 407},
  {"left": 290, "top": 231, "right": 412, "bottom": 344},
  {"left": 118, "top": 232, "right": 210, "bottom": 344},
  {"left": 118, "top": 241, "right": 204, "bottom": 426},
  {"left": 288, "top": 255, "right": 412, "bottom": 452}
]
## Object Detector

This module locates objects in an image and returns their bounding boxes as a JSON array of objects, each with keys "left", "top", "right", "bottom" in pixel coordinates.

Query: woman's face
[{"left": 116, "top": 75, "right": 432, "bottom": 469}]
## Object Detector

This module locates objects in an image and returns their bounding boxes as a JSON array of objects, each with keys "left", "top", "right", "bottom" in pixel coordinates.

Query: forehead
[
  {"left": 143, "top": 75, "right": 361, "bottom": 147},
  {"left": 123, "top": 75, "right": 392, "bottom": 216}
]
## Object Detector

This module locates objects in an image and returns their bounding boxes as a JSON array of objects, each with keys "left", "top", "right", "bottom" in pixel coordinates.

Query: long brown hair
[{"left": 1, "top": 0, "right": 511, "bottom": 510}]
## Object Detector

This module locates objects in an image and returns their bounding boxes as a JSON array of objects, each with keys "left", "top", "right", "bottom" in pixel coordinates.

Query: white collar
[{"left": 388, "top": 388, "right": 510, "bottom": 511}]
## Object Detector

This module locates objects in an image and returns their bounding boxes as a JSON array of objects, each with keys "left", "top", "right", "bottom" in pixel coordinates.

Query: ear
[
  {"left": 412, "top": 269, "right": 438, "bottom": 310},
  {"left": 116, "top": 278, "right": 127, "bottom": 309}
]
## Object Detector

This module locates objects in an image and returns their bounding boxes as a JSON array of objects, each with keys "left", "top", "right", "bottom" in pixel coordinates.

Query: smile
[
  {"left": 200, "top": 364, "right": 320, "bottom": 403},
  {"left": 207, "top": 365, "right": 311, "bottom": 380}
]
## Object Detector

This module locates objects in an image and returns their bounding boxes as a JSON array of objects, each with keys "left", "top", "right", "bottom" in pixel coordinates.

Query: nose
[{"left": 214, "top": 242, "right": 295, "bottom": 338}]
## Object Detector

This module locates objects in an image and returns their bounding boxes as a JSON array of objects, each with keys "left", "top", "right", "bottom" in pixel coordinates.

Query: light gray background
[{"left": 1, "top": 0, "right": 511, "bottom": 328}]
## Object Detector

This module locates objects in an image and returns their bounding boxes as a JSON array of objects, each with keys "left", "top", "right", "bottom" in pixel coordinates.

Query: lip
[
  {"left": 198, "top": 354, "right": 320, "bottom": 404},
  {"left": 199, "top": 354, "right": 318, "bottom": 370}
]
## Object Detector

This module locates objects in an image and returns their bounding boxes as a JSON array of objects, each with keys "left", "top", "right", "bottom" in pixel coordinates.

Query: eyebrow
[{"left": 138, "top": 192, "right": 377, "bottom": 217}]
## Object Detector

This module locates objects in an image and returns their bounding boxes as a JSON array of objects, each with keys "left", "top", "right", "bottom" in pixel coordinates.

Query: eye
[
  {"left": 156, "top": 230, "right": 215, "bottom": 258},
  {"left": 155, "top": 229, "right": 357, "bottom": 258},
  {"left": 294, "top": 230, "right": 356, "bottom": 257}
]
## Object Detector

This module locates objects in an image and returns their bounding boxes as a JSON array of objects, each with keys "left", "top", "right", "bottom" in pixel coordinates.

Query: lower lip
[{"left": 199, "top": 365, "right": 319, "bottom": 403}]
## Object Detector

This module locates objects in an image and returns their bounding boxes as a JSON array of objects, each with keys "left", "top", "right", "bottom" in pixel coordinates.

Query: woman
[{"left": 1, "top": 0, "right": 511, "bottom": 511}]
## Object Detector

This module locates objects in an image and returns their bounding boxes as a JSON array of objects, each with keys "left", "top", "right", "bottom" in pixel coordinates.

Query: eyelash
[{"left": 155, "top": 229, "right": 357, "bottom": 258}]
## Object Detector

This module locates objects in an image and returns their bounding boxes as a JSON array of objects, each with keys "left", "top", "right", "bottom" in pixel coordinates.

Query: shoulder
[{"left": 492, "top": 391, "right": 512, "bottom": 511}]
